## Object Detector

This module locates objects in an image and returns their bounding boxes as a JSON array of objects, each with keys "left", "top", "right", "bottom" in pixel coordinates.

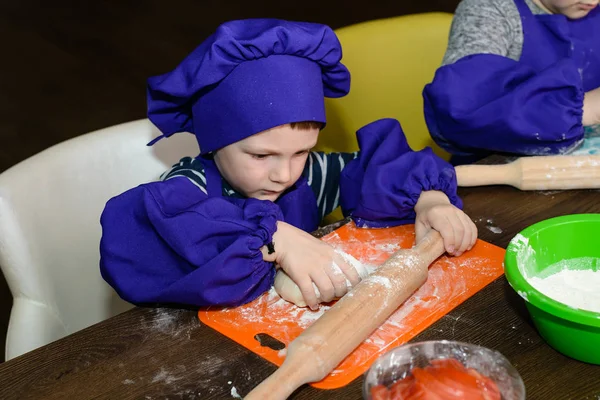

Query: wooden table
[{"left": 1, "top": 157, "right": 599, "bottom": 399}]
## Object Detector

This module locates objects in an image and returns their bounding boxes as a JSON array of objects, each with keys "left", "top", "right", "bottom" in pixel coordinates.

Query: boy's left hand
[{"left": 414, "top": 190, "right": 477, "bottom": 257}]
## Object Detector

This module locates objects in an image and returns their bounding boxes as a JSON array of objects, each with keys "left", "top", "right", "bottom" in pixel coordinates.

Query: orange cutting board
[{"left": 198, "top": 222, "right": 505, "bottom": 389}]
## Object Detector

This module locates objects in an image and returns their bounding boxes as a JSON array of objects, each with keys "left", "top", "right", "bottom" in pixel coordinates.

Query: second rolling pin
[{"left": 455, "top": 155, "right": 600, "bottom": 190}]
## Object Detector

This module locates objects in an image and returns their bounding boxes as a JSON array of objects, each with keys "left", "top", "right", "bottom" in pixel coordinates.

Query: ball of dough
[
  {"left": 274, "top": 269, "right": 311, "bottom": 307},
  {"left": 273, "top": 250, "right": 369, "bottom": 307}
]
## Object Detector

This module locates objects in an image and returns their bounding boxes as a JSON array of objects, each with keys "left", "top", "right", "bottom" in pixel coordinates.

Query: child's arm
[
  {"left": 423, "top": 0, "right": 587, "bottom": 155},
  {"left": 414, "top": 190, "right": 477, "bottom": 257},
  {"left": 583, "top": 87, "right": 600, "bottom": 126},
  {"left": 339, "top": 119, "right": 477, "bottom": 255},
  {"left": 100, "top": 178, "right": 283, "bottom": 308},
  {"left": 442, "top": 0, "right": 519, "bottom": 66}
]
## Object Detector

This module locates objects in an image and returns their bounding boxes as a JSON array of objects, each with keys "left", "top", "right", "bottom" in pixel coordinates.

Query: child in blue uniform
[
  {"left": 423, "top": 0, "right": 600, "bottom": 164},
  {"left": 100, "top": 19, "right": 478, "bottom": 311}
]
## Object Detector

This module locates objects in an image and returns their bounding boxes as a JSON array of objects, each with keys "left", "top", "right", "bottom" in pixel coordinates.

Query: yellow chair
[{"left": 316, "top": 13, "right": 453, "bottom": 224}]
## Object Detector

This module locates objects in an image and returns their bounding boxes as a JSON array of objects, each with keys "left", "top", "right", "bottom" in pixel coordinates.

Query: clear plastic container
[{"left": 363, "top": 340, "right": 525, "bottom": 400}]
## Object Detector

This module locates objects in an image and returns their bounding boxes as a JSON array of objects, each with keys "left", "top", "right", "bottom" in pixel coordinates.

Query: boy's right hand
[
  {"left": 262, "top": 221, "right": 362, "bottom": 310},
  {"left": 583, "top": 87, "right": 600, "bottom": 126}
]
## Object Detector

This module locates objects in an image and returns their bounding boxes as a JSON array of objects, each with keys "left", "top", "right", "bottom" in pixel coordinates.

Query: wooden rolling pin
[
  {"left": 244, "top": 230, "right": 445, "bottom": 400},
  {"left": 455, "top": 155, "right": 600, "bottom": 190}
]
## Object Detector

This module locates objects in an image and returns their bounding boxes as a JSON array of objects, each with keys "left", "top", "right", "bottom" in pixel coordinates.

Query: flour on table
[
  {"left": 151, "top": 367, "right": 183, "bottom": 385},
  {"left": 231, "top": 386, "right": 242, "bottom": 398},
  {"left": 486, "top": 225, "right": 503, "bottom": 234}
]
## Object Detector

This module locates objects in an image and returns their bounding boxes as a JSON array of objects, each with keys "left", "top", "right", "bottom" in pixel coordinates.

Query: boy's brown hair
[{"left": 290, "top": 121, "right": 324, "bottom": 130}]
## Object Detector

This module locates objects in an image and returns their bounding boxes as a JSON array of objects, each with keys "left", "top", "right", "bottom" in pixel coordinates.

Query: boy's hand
[
  {"left": 261, "top": 221, "right": 362, "bottom": 310},
  {"left": 414, "top": 191, "right": 477, "bottom": 256}
]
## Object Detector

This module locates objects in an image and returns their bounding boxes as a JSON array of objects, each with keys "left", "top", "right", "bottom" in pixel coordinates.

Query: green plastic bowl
[{"left": 505, "top": 214, "right": 600, "bottom": 365}]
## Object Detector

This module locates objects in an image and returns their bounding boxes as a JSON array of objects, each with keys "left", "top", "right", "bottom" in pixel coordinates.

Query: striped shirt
[{"left": 161, "top": 151, "right": 359, "bottom": 219}]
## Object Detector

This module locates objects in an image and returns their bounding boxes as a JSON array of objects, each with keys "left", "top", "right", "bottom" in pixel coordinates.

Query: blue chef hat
[{"left": 146, "top": 19, "right": 351, "bottom": 153}]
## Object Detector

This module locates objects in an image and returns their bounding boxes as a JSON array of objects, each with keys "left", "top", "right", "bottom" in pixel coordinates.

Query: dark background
[{"left": 0, "top": 0, "right": 462, "bottom": 362}]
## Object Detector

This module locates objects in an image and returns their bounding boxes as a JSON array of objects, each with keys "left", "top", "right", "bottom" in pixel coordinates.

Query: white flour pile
[{"left": 527, "top": 257, "right": 600, "bottom": 313}]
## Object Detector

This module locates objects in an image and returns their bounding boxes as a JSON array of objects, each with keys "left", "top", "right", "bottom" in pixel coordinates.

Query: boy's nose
[{"left": 271, "top": 162, "right": 292, "bottom": 184}]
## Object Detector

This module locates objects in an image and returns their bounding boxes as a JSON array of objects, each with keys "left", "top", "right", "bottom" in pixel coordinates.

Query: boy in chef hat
[{"left": 100, "top": 19, "right": 477, "bottom": 310}]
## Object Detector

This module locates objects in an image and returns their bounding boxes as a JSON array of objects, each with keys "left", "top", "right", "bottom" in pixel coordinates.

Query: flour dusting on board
[
  {"left": 335, "top": 249, "right": 370, "bottom": 280},
  {"left": 212, "top": 245, "right": 495, "bottom": 351}
]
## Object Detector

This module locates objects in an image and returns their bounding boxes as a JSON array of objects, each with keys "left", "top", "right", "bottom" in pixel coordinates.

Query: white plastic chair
[{"left": 0, "top": 119, "right": 198, "bottom": 360}]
